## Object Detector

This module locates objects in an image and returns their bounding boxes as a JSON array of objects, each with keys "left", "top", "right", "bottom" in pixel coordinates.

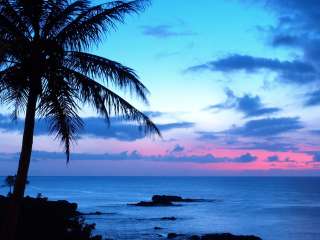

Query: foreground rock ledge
[{"left": 0, "top": 195, "right": 102, "bottom": 240}]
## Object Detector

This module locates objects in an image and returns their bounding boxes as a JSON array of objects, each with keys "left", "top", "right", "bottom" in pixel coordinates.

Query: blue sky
[{"left": 0, "top": 0, "right": 319, "bottom": 176}]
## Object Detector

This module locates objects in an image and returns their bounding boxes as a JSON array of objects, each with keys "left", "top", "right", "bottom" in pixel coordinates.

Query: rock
[
  {"left": 154, "top": 226, "right": 163, "bottom": 230},
  {"left": 161, "top": 216, "right": 177, "bottom": 221},
  {"left": 130, "top": 201, "right": 175, "bottom": 207},
  {"left": 0, "top": 195, "right": 102, "bottom": 240},
  {"left": 152, "top": 195, "right": 211, "bottom": 203},
  {"left": 152, "top": 195, "right": 183, "bottom": 202},
  {"left": 167, "top": 233, "right": 187, "bottom": 239},
  {"left": 189, "top": 235, "right": 201, "bottom": 240},
  {"left": 201, "top": 233, "right": 262, "bottom": 240},
  {"left": 163, "top": 232, "right": 262, "bottom": 240},
  {"left": 80, "top": 211, "right": 104, "bottom": 216},
  {"left": 130, "top": 195, "right": 212, "bottom": 207},
  {"left": 167, "top": 233, "right": 179, "bottom": 239},
  {"left": 187, "top": 233, "right": 262, "bottom": 240}
]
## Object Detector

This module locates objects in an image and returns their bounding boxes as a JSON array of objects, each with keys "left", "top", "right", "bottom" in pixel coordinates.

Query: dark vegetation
[{"left": 1, "top": 176, "right": 29, "bottom": 196}]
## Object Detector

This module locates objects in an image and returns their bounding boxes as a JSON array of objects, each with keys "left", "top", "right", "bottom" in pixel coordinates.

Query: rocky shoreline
[
  {"left": 0, "top": 195, "right": 102, "bottom": 240},
  {"left": 0, "top": 195, "right": 262, "bottom": 240}
]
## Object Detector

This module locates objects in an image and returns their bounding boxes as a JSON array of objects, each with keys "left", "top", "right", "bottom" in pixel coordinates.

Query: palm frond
[
  {"left": 56, "top": 0, "right": 149, "bottom": 50},
  {"left": 0, "top": 11, "right": 28, "bottom": 42},
  {"left": 38, "top": 79, "right": 83, "bottom": 162},
  {"left": 42, "top": 0, "right": 89, "bottom": 38},
  {"left": 65, "top": 51, "right": 149, "bottom": 103},
  {"left": 0, "top": 0, "right": 30, "bottom": 38},
  {"left": 0, "top": 65, "right": 28, "bottom": 118},
  {"left": 63, "top": 67, "right": 160, "bottom": 137}
]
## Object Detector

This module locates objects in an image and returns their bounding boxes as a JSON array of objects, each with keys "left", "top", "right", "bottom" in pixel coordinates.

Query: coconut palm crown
[{"left": 0, "top": 0, "right": 160, "bottom": 200}]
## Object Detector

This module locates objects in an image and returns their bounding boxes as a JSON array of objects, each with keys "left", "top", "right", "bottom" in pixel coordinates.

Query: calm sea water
[{"left": 0, "top": 177, "right": 319, "bottom": 240}]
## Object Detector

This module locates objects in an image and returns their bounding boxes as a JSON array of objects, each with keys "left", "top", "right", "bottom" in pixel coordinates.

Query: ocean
[{"left": 0, "top": 177, "right": 319, "bottom": 240}]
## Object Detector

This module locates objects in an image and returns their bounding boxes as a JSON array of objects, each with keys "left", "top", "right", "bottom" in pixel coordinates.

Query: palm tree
[
  {"left": 3, "top": 176, "right": 15, "bottom": 195},
  {"left": 2, "top": 176, "right": 29, "bottom": 196},
  {"left": 0, "top": 0, "right": 160, "bottom": 239}
]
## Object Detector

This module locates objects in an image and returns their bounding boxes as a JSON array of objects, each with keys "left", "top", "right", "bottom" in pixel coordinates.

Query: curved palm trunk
[
  {"left": 13, "top": 91, "right": 37, "bottom": 202},
  {"left": 1, "top": 91, "right": 38, "bottom": 240}
]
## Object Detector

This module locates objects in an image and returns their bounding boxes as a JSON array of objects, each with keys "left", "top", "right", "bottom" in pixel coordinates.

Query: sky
[{"left": 0, "top": 0, "right": 320, "bottom": 176}]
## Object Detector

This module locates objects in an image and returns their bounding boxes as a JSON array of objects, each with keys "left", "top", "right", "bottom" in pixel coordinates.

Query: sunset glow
[{"left": 0, "top": 0, "right": 319, "bottom": 176}]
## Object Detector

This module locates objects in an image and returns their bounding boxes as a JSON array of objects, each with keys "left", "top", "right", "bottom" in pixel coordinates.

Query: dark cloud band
[
  {"left": 0, "top": 150, "right": 257, "bottom": 164},
  {"left": 0, "top": 114, "right": 194, "bottom": 141}
]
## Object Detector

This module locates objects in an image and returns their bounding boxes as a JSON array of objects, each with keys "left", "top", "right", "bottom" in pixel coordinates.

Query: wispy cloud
[
  {"left": 267, "top": 155, "right": 279, "bottom": 162},
  {"left": 232, "top": 153, "right": 257, "bottom": 163},
  {"left": 310, "top": 130, "right": 320, "bottom": 135},
  {"left": 196, "top": 131, "right": 219, "bottom": 141},
  {"left": 141, "top": 24, "right": 196, "bottom": 38},
  {"left": 186, "top": 54, "right": 317, "bottom": 84},
  {"left": 313, "top": 152, "right": 320, "bottom": 162},
  {"left": 227, "top": 117, "right": 303, "bottom": 137},
  {"left": 206, "top": 89, "right": 280, "bottom": 117},
  {"left": 239, "top": 140, "right": 299, "bottom": 152},
  {"left": 169, "top": 144, "right": 185, "bottom": 154},
  {"left": 304, "top": 89, "right": 320, "bottom": 106}
]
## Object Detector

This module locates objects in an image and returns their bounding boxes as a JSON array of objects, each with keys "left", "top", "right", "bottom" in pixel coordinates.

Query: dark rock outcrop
[
  {"left": 130, "top": 195, "right": 213, "bottom": 207},
  {"left": 153, "top": 195, "right": 184, "bottom": 202},
  {"left": 154, "top": 226, "right": 164, "bottom": 230},
  {"left": 168, "top": 232, "right": 179, "bottom": 239},
  {"left": 161, "top": 216, "right": 177, "bottom": 221},
  {"left": 0, "top": 195, "right": 102, "bottom": 240},
  {"left": 79, "top": 211, "right": 115, "bottom": 216},
  {"left": 152, "top": 195, "right": 211, "bottom": 203},
  {"left": 168, "top": 232, "right": 185, "bottom": 239},
  {"left": 199, "top": 233, "right": 262, "bottom": 240},
  {"left": 189, "top": 235, "right": 201, "bottom": 240},
  {"left": 130, "top": 200, "right": 176, "bottom": 207},
  {"left": 165, "top": 232, "right": 262, "bottom": 240},
  {"left": 80, "top": 211, "right": 103, "bottom": 216}
]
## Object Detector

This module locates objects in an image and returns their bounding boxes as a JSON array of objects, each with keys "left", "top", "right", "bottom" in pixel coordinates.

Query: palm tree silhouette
[
  {"left": 2, "top": 176, "right": 29, "bottom": 196},
  {"left": 0, "top": 0, "right": 159, "bottom": 239},
  {"left": 3, "top": 176, "right": 15, "bottom": 196}
]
